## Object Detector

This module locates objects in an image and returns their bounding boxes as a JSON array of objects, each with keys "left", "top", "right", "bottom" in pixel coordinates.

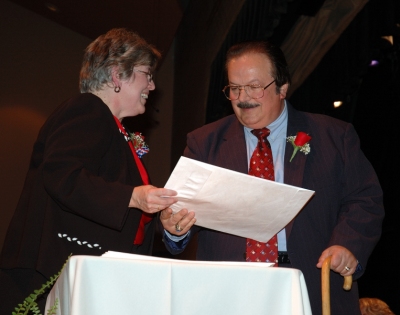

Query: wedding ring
[
  {"left": 344, "top": 266, "right": 350, "bottom": 271},
  {"left": 175, "top": 223, "right": 182, "bottom": 232}
]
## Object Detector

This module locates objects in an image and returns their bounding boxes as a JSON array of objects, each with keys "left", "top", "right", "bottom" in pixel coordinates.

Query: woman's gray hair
[{"left": 79, "top": 28, "right": 161, "bottom": 93}]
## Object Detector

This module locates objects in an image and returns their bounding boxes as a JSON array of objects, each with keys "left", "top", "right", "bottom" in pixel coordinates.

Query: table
[{"left": 45, "top": 252, "right": 312, "bottom": 315}]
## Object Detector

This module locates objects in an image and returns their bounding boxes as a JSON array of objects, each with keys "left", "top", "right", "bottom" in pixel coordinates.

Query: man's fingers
[{"left": 160, "top": 208, "right": 173, "bottom": 220}]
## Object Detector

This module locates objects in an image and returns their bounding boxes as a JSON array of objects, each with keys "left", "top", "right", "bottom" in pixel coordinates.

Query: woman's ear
[{"left": 111, "top": 67, "right": 121, "bottom": 87}]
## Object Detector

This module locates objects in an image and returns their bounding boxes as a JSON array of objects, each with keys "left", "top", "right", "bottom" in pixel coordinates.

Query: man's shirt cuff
[{"left": 163, "top": 229, "right": 190, "bottom": 252}]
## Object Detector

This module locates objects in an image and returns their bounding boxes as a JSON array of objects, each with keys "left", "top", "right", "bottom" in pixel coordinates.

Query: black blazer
[
  {"left": 1, "top": 93, "right": 154, "bottom": 279},
  {"left": 165, "top": 103, "right": 384, "bottom": 315}
]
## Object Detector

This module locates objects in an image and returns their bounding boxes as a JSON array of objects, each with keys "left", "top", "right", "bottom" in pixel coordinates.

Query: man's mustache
[{"left": 237, "top": 102, "right": 260, "bottom": 109}]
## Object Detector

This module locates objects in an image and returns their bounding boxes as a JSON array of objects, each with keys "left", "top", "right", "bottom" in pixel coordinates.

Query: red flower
[
  {"left": 294, "top": 132, "right": 311, "bottom": 147},
  {"left": 287, "top": 132, "right": 312, "bottom": 162}
]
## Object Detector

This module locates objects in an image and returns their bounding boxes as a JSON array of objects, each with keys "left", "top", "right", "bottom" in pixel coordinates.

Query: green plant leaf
[{"left": 11, "top": 255, "right": 71, "bottom": 315}]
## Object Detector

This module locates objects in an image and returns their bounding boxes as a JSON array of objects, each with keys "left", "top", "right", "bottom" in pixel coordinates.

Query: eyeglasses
[
  {"left": 133, "top": 69, "right": 153, "bottom": 83},
  {"left": 222, "top": 80, "right": 275, "bottom": 100}
]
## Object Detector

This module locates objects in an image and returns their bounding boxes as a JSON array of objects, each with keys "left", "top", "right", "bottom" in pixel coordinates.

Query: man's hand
[
  {"left": 160, "top": 208, "right": 196, "bottom": 236},
  {"left": 316, "top": 245, "right": 357, "bottom": 276}
]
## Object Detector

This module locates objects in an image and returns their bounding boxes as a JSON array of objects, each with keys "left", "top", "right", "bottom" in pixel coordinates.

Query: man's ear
[{"left": 279, "top": 83, "right": 289, "bottom": 99}]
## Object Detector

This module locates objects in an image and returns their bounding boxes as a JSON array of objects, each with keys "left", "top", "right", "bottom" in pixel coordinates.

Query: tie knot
[{"left": 251, "top": 128, "right": 270, "bottom": 140}]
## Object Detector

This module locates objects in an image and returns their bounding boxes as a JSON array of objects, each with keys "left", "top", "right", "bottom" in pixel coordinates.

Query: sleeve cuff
[
  {"left": 355, "top": 261, "right": 363, "bottom": 273},
  {"left": 164, "top": 229, "right": 189, "bottom": 241},
  {"left": 163, "top": 229, "right": 191, "bottom": 252}
]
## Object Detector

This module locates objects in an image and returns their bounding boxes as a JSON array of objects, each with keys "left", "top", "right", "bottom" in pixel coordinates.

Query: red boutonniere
[
  {"left": 287, "top": 132, "right": 311, "bottom": 162},
  {"left": 129, "top": 132, "right": 149, "bottom": 158}
]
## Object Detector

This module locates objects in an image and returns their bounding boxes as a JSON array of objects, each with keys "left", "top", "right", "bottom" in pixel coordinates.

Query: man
[{"left": 160, "top": 41, "right": 384, "bottom": 314}]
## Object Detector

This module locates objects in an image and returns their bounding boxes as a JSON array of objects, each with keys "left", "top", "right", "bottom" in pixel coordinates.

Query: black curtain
[{"left": 205, "top": 0, "right": 328, "bottom": 123}]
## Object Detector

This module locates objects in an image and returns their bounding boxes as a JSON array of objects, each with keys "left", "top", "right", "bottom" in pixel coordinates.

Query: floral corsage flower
[
  {"left": 129, "top": 132, "right": 149, "bottom": 158},
  {"left": 287, "top": 131, "right": 311, "bottom": 162}
]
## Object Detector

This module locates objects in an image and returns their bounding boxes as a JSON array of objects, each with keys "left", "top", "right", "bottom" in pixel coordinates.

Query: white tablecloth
[{"left": 45, "top": 254, "right": 312, "bottom": 315}]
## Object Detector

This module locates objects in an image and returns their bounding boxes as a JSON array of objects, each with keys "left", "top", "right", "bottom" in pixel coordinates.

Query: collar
[{"left": 244, "top": 101, "right": 288, "bottom": 142}]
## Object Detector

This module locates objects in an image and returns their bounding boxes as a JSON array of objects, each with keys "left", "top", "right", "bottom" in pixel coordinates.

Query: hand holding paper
[
  {"left": 164, "top": 157, "right": 315, "bottom": 242},
  {"left": 160, "top": 207, "right": 196, "bottom": 236}
]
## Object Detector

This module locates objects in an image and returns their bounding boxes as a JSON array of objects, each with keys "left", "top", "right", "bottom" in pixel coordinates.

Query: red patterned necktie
[{"left": 246, "top": 128, "right": 278, "bottom": 265}]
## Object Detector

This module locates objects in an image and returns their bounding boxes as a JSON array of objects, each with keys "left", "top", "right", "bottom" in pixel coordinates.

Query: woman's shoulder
[
  {"left": 47, "top": 93, "right": 113, "bottom": 126},
  {"left": 59, "top": 93, "right": 111, "bottom": 115},
  {"left": 39, "top": 93, "right": 116, "bottom": 141}
]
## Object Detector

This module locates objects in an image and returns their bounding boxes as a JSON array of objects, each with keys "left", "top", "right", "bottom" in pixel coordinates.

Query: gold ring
[{"left": 175, "top": 223, "right": 182, "bottom": 232}]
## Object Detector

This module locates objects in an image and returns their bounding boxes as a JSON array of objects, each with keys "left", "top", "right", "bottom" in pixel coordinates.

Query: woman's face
[{"left": 117, "top": 65, "right": 155, "bottom": 118}]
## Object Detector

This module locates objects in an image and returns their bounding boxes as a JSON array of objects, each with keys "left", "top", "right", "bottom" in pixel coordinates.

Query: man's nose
[{"left": 237, "top": 87, "right": 249, "bottom": 102}]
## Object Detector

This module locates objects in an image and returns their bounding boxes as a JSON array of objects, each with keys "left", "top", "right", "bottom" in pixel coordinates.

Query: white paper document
[{"left": 164, "top": 156, "right": 315, "bottom": 242}]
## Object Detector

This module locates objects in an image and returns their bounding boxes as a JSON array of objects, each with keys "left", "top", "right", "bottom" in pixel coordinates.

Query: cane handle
[{"left": 321, "top": 256, "right": 353, "bottom": 315}]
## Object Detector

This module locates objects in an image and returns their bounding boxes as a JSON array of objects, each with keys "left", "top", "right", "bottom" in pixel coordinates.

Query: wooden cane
[{"left": 321, "top": 256, "right": 353, "bottom": 315}]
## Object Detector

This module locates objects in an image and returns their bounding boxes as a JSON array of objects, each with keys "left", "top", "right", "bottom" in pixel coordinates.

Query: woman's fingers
[{"left": 130, "top": 186, "right": 178, "bottom": 213}]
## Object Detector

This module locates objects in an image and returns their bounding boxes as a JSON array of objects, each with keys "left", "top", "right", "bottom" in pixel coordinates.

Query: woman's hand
[
  {"left": 160, "top": 208, "right": 196, "bottom": 235},
  {"left": 129, "top": 185, "right": 178, "bottom": 214}
]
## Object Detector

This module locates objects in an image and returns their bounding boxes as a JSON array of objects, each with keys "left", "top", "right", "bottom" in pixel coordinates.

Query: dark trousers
[{"left": 0, "top": 268, "right": 48, "bottom": 315}]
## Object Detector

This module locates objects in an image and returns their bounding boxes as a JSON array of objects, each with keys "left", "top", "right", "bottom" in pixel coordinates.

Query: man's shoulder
[
  {"left": 188, "top": 114, "right": 239, "bottom": 136},
  {"left": 290, "top": 106, "right": 350, "bottom": 133},
  {"left": 291, "top": 105, "right": 346, "bottom": 123}
]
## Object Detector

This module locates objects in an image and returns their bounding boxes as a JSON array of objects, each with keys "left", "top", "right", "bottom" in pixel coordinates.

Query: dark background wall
[
  {"left": 0, "top": 0, "right": 177, "bottom": 261},
  {"left": 0, "top": 0, "right": 91, "bottom": 256},
  {"left": 1, "top": 0, "right": 399, "bottom": 313}
]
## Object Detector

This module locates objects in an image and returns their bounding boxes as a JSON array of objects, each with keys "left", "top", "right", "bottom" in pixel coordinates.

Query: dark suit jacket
[
  {"left": 165, "top": 103, "right": 384, "bottom": 315},
  {"left": 0, "top": 93, "right": 154, "bottom": 279}
]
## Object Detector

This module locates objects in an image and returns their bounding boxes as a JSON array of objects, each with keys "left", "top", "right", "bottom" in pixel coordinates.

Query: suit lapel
[
  {"left": 221, "top": 117, "right": 248, "bottom": 174},
  {"left": 284, "top": 104, "right": 309, "bottom": 239}
]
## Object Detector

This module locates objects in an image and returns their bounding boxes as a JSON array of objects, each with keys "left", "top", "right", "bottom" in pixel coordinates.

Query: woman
[{"left": 0, "top": 28, "right": 177, "bottom": 313}]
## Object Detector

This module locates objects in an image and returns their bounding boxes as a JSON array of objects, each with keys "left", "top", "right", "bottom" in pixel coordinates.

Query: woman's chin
[{"left": 137, "top": 104, "right": 146, "bottom": 115}]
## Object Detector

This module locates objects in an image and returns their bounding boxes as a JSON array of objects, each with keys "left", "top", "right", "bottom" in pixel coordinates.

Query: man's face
[{"left": 227, "top": 52, "right": 287, "bottom": 129}]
